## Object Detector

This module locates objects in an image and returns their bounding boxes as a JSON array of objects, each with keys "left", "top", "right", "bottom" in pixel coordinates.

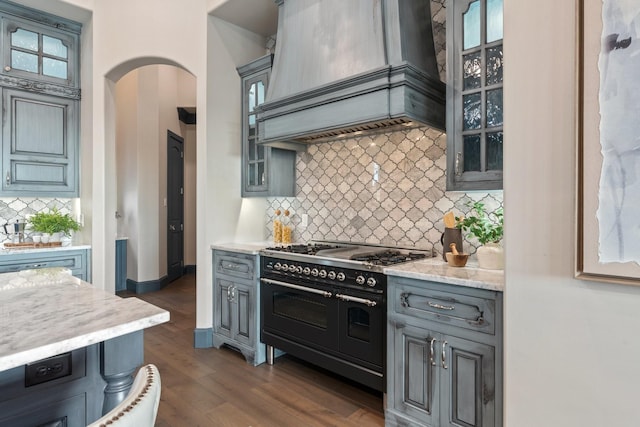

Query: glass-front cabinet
[
  {"left": 238, "top": 55, "right": 295, "bottom": 197},
  {"left": 447, "top": 0, "right": 504, "bottom": 190},
  {"left": 0, "top": 3, "right": 81, "bottom": 197}
]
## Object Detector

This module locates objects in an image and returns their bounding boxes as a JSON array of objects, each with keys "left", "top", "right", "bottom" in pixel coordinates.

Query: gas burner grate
[
  {"left": 264, "top": 243, "right": 342, "bottom": 256},
  {"left": 351, "top": 250, "right": 428, "bottom": 266}
]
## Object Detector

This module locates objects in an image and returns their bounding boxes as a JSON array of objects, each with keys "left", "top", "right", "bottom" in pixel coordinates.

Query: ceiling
[{"left": 209, "top": 0, "right": 278, "bottom": 37}]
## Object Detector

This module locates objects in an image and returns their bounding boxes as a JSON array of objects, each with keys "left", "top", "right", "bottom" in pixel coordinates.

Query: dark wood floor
[{"left": 133, "top": 273, "right": 385, "bottom": 427}]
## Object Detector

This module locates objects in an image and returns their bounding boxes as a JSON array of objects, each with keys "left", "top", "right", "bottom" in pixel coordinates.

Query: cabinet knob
[{"left": 4, "top": 66, "right": 10, "bottom": 72}]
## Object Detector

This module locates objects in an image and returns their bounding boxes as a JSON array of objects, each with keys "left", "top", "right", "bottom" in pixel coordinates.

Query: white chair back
[{"left": 88, "top": 364, "right": 161, "bottom": 427}]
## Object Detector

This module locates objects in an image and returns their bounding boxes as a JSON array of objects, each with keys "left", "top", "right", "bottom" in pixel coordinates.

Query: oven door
[
  {"left": 261, "top": 278, "right": 339, "bottom": 351},
  {"left": 336, "top": 291, "right": 385, "bottom": 368}
]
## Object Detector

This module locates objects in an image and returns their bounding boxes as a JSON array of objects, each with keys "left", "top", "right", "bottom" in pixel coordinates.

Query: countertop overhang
[{"left": 0, "top": 268, "right": 169, "bottom": 371}]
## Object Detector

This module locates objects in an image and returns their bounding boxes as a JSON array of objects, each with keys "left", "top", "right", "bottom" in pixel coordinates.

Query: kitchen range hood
[{"left": 255, "top": 0, "right": 446, "bottom": 151}]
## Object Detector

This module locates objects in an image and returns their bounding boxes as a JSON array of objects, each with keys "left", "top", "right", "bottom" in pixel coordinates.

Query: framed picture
[{"left": 576, "top": 0, "right": 640, "bottom": 285}]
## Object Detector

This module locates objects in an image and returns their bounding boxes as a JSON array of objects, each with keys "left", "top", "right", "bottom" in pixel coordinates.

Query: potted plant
[
  {"left": 29, "top": 208, "right": 81, "bottom": 244},
  {"left": 456, "top": 202, "right": 504, "bottom": 270}
]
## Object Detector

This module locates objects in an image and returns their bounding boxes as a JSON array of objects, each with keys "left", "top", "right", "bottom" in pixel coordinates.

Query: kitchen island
[{"left": 0, "top": 268, "right": 169, "bottom": 426}]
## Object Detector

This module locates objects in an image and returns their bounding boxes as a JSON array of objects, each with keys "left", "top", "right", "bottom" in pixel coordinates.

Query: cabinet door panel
[
  {"left": 441, "top": 336, "right": 495, "bottom": 427},
  {"left": 392, "top": 323, "right": 439, "bottom": 426},
  {"left": 234, "top": 283, "right": 252, "bottom": 345},
  {"left": 214, "top": 278, "right": 233, "bottom": 337},
  {"left": 2, "top": 88, "right": 77, "bottom": 196}
]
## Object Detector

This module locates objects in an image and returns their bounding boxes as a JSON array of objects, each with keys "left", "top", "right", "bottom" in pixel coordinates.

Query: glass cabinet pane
[
  {"left": 486, "top": 88, "right": 503, "bottom": 127},
  {"left": 43, "top": 35, "right": 68, "bottom": 58},
  {"left": 257, "top": 144, "right": 265, "bottom": 161},
  {"left": 248, "top": 83, "right": 256, "bottom": 113},
  {"left": 487, "top": 132, "right": 503, "bottom": 170},
  {"left": 256, "top": 81, "right": 265, "bottom": 105},
  {"left": 463, "top": 93, "right": 482, "bottom": 130},
  {"left": 486, "top": 46, "right": 503, "bottom": 86},
  {"left": 249, "top": 138, "right": 256, "bottom": 161},
  {"left": 463, "top": 134, "right": 481, "bottom": 171},
  {"left": 463, "top": 52, "right": 482, "bottom": 90},
  {"left": 463, "top": 1, "right": 481, "bottom": 50},
  {"left": 487, "top": 0, "right": 504, "bottom": 43},
  {"left": 11, "top": 29, "right": 38, "bottom": 51},
  {"left": 43, "top": 57, "right": 67, "bottom": 79},
  {"left": 11, "top": 50, "right": 38, "bottom": 72}
]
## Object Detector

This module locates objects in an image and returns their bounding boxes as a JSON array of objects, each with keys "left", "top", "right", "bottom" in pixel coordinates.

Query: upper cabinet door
[
  {"left": 1, "top": 88, "right": 78, "bottom": 197},
  {"left": 1, "top": 15, "right": 80, "bottom": 91}
]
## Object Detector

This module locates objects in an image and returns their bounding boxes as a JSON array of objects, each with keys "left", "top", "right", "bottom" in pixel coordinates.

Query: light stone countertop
[
  {"left": 0, "top": 244, "right": 92, "bottom": 256},
  {"left": 384, "top": 257, "right": 504, "bottom": 292},
  {"left": 0, "top": 268, "right": 169, "bottom": 371},
  {"left": 211, "top": 241, "right": 273, "bottom": 255}
]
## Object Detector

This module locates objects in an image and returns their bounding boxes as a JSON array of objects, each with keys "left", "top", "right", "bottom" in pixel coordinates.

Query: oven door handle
[
  {"left": 335, "top": 293, "right": 378, "bottom": 307},
  {"left": 260, "top": 278, "right": 333, "bottom": 298}
]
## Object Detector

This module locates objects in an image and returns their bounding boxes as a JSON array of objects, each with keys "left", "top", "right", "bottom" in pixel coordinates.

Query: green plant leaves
[
  {"left": 456, "top": 201, "right": 503, "bottom": 245},
  {"left": 28, "top": 208, "right": 81, "bottom": 236}
]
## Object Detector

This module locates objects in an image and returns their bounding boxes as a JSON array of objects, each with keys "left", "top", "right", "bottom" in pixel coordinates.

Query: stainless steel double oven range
[{"left": 259, "top": 241, "right": 431, "bottom": 392}]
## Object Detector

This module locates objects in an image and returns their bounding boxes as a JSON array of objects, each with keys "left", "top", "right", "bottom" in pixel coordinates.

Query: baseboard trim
[
  {"left": 194, "top": 328, "right": 213, "bottom": 348},
  {"left": 126, "top": 275, "right": 169, "bottom": 294},
  {"left": 184, "top": 264, "right": 196, "bottom": 274}
]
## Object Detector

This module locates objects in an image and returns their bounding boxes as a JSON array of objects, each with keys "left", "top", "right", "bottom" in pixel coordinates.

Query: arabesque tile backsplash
[
  {"left": 0, "top": 198, "right": 73, "bottom": 243},
  {"left": 267, "top": 126, "right": 503, "bottom": 257}
]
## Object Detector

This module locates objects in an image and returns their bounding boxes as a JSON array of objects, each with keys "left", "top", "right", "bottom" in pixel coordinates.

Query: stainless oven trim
[{"left": 260, "top": 278, "right": 333, "bottom": 298}]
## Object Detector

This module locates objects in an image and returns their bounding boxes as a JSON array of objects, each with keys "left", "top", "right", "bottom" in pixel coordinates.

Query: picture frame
[{"left": 576, "top": 0, "right": 640, "bottom": 285}]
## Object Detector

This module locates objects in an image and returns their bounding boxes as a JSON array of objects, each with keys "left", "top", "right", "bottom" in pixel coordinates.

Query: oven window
[
  {"left": 273, "top": 291, "right": 328, "bottom": 329},
  {"left": 348, "top": 307, "right": 371, "bottom": 342}
]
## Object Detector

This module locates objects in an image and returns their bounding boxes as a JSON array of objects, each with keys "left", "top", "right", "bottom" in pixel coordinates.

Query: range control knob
[
  {"left": 295, "top": 266, "right": 303, "bottom": 274},
  {"left": 327, "top": 271, "right": 336, "bottom": 280},
  {"left": 303, "top": 267, "right": 311, "bottom": 275},
  {"left": 367, "top": 277, "right": 377, "bottom": 287},
  {"left": 356, "top": 275, "right": 366, "bottom": 285},
  {"left": 318, "top": 270, "right": 327, "bottom": 278},
  {"left": 336, "top": 272, "right": 346, "bottom": 282},
  {"left": 273, "top": 263, "right": 281, "bottom": 270},
  {"left": 288, "top": 264, "right": 297, "bottom": 272},
  {"left": 280, "top": 264, "right": 288, "bottom": 271},
  {"left": 311, "top": 268, "right": 319, "bottom": 277}
]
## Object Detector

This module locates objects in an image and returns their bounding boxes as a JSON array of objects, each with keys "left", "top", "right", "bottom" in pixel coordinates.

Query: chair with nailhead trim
[{"left": 87, "top": 364, "right": 161, "bottom": 427}]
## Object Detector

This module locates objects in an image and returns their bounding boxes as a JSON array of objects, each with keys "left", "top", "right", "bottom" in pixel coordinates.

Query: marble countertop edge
[{"left": 0, "top": 310, "right": 169, "bottom": 372}]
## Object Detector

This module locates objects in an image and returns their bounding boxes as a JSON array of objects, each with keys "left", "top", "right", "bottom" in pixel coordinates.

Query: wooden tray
[{"left": 4, "top": 242, "right": 62, "bottom": 249}]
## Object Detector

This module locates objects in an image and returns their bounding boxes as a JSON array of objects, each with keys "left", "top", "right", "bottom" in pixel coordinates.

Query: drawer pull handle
[
  {"left": 429, "top": 337, "right": 436, "bottom": 366},
  {"left": 428, "top": 301, "right": 455, "bottom": 311},
  {"left": 221, "top": 261, "right": 249, "bottom": 273},
  {"left": 442, "top": 341, "right": 448, "bottom": 369}
]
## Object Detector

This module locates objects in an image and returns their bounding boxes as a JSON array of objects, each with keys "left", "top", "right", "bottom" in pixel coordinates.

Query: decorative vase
[
  {"left": 40, "top": 233, "right": 50, "bottom": 244},
  {"left": 476, "top": 242, "right": 504, "bottom": 270}
]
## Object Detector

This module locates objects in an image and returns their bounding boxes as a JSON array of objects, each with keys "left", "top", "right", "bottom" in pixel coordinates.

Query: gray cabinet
[
  {"left": 386, "top": 277, "right": 502, "bottom": 427},
  {"left": 1, "top": 88, "right": 79, "bottom": 196},
  {"left": 0, "top": 3, "right": 81, "bottom": 197},
  {"left": 212, "top": 249, "right": 265, "bottom": 365},
  {"left": 238, "top": 55, "right": 296, "bottom": 197},
  {"left": 0, "top": 248, "right": 91, "bottom": 282}
]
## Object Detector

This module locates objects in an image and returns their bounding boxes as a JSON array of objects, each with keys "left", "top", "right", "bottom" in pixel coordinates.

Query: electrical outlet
[
  {"left": 25, "top": 352, "right": 72, "bottom": 387},
  {"left": 301, "top": 214, "right": 309, "bottom": 227}
]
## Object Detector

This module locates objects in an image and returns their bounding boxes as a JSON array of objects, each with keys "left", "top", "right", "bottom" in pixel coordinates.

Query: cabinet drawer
[
  {"left": 392, "top": 281, "right": 497, "bottom": 335},
  {"left": 0, "top": 253, "right": 84, "bottom": 274},
  {"left": 214, "top": 251, "right": 255, "bottom": 280}
]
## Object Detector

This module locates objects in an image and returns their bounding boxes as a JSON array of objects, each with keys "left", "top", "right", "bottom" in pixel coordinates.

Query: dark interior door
[{"left": 167, "top": 130, "right": 184, "bottom": 283}]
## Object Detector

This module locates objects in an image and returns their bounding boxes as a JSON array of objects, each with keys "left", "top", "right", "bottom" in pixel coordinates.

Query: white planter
[
  {"left": 40, "top": 233, "right": 50, "bottom": 244},
  {"left": 476, "top": 242, "right": 504, "bottom": 270}
]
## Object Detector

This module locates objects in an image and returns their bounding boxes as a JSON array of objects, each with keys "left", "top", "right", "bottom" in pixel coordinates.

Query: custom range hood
[{"left": 256, "top": 0, "right": 446, "bottom": 151}]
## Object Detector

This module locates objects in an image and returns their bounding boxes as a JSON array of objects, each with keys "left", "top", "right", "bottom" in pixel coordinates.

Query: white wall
[
  {"left": 504, "top": 1, "right": 640, "bottom": 425},
  {"left": 115, "top": 65, "right": 197, "bottom": 283}
]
